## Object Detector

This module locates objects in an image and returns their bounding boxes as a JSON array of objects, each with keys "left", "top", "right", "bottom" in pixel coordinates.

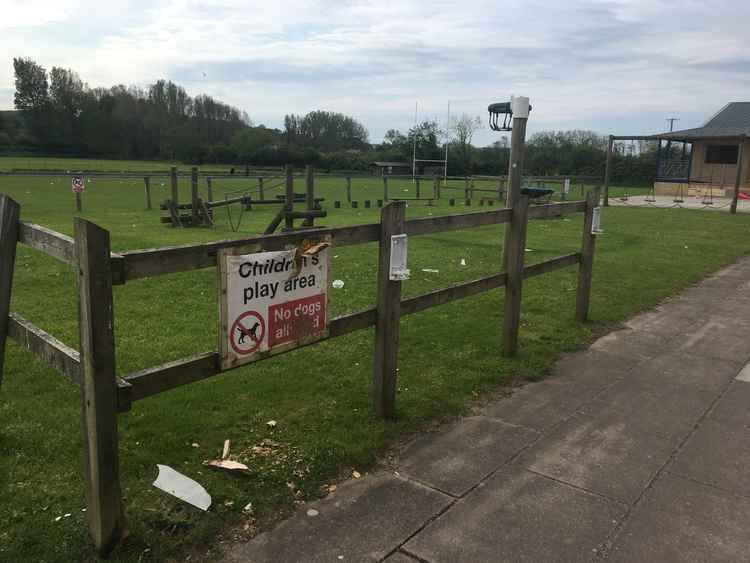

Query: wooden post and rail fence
[{"left": 0, "top": 185, "right": 600, "bottom": 553}]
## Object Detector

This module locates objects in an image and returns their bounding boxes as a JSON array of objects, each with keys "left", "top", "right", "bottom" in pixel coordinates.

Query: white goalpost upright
[{"left": 412, "top": 101, "right": 451, "bottom": 182}]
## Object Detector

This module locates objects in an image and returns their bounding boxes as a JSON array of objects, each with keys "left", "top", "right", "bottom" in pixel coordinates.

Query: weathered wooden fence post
[
  {"left": 170, "top": 166, "right": 179, "bottom": 207},
  {"left": 75, "top": 190, "right": 83, "bottom": 213},
  {"left": 470, "top": 178, "right": 475, "bottom": 200},
  {"left": 383, "top": 176, "right": 389, "bottom": 201},
  {"left": 730, "top": 141, "right": 744, "bottom": 214},
  {"left": 373, "top": 201, "right": 405, "bottom": 419},
  {"left": 346, "top": 177, "right": 352, "bottom": 203},
  {"left": 603, "top": 135, "right": 613, "bottom": 207},
  {"left": 503, "top": 195, "right": 530, "bottom": 356},
  {"left": 143, "top": 177, "right": 152, "bottom": 210},
  {"left": 0, "top": 194, "right": 20, "bottom": 385},
  {"left": 575, "top": 188, "right": 600, "bottom": 322},
  {"left": 74, "top": 217, "right": 126, "bottom": 554},
  {"left": 190, "top": 167, "right": 199, "bottom": 225},
  {"left": 464, "top": 176, "right": 470, "bottom": 200},
  {"left": 415, "top": 177, "right": 421, "bottom": 199},
  {"left": 303, "top": 165, "right": 314, "bottom": 227},
  {"left": 284, "top": 165, "right": 294, "bottom": 230},
  {"left": 433, "top": 175, "right": 440, "bottom": 199},
  {"left": 206, "top": 177, "right": 213, "bottom": 203},
  {"left": 258, "top": 177, "right": 264, "bottom": 200}
]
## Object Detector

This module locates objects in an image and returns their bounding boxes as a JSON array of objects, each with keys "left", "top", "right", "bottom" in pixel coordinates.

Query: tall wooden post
[
  {"left": 143, "top": 177, "right": 152, "bottom": 210},
  {"left": 170, "top": 166, "right": 179, "bottom": 207},
  {"left": 502, "top": 101, "right": 529, "bottom": 271},
  {"left": 284, "top": 165, "right": 294, "bottom": 230},
  {"left": 346, "top": 177, "right": 352, "bottom": 203},
  {"left": 75, "top": 218, "right": 125, "bottom": 554},
  {"left": 373, "top": 202, "right": 405, "bottom": 419},
  {"left": 503, "top": 195, "right": 529, "bottom": 357},
  {"left": 416, "top": 178, "right": 421, "bottom": 199},
  {"left": 75, "top": 191, "right": 83, "bottom": 213},
  {"left": 575, "top": 188, "right": 600, "bottom": 322},
  {"left": 0, "top": 194, "right": 20, "bottom": 386},
  {"left": 470, "top": 178, "right": 475, "bottom": 200},
  {"left": 206, "top": 177, "right": 213, "bottom": 203},
  {"left": 383, "top": 176, "right": 389, "bottom": 201},
  {"left": 603, "top": 136, "right": 613, "bottom": 207},
  {"left": 464, "top": 177, "right": 470, "bottom": 200},
  {"left": 730, "top": 141, "right": 744, "bottom": 214},
  {"left": 433, "top": 175, "right": 440, "bottom": 199},
  {"left": 303, "top": 165, "right": 314, "bottom": 227},
  {"left": 258, "top": 177, "right": 264, "bottom": 200},
  {"left": 190, "top": 167, "right": 199, "bottom": 225}
]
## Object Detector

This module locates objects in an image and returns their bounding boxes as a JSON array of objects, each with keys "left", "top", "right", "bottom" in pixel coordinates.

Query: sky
[{"left": 2, "top": 0, "right": 749, "bottom": 146}]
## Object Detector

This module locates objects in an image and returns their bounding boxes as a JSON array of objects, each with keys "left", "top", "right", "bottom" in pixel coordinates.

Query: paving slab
[
  {"left": 625, "top": 351, "right": 741, "bottom": 393},
  {"left": 589, "top": 328, "right": 675, "bottom": 362},
  {"left": 608, "top": 474, "right": 750, "bottom": 563},
  {"left": 678, "top": 319, "right": 750, "bottom": 364},
  {"left": 481, "top": 350, "right": 625, "bottom": 431},
  {"left": 383, "top": 551, "right": 419, "bottom": 562},
  {"left": 404, "top": 468, "right": 625, "bottom": 563},
  {"left": 585, "top": 376, "right": 716, "bottom": 444},
  {"left": 710, "top": 379, "right": 750, "bottom": 425},
  {"left": 397, "top": 416, "right": 538, "bottom": 497},
  {"left": 670, "top": 418, "right": 750, "bottom": 498},
  {"left": 224, "top": 473, "right": 452, "bottom": 563},
  {"left": 515, "top": 405, "right": 675, "bottom": 504}
]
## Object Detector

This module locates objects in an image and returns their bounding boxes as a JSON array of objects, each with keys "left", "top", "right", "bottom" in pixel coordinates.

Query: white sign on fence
[
  {"left": 218, "top": 238, "right": 330, "bottom": 370},
  {"left": 563, "top": 178, "right": 570, "bottom": 194}
]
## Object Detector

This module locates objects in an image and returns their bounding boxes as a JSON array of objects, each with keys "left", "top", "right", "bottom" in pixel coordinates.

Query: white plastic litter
[
  {"left": 332, "top": 279, "right": 345, "bottom": 289},
  {"left": 153, "top": 464, "right": 212, "bottom": 511},
  {"left": 421, "top": 268, "right": 439, "bottom": 273},
  {"left": 460, "top": 259, "right": 467, "bottom": 266}
]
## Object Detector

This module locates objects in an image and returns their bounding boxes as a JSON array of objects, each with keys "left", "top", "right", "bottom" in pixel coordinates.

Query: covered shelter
[
  {"left": 370, "top": 161, "right": 411, "bottom": 176},
  {"left": 603, "top": 102, "right": 750, "bottom": 214}
]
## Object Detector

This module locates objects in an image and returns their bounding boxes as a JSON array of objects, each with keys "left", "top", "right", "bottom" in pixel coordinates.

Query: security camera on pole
[{"left": 488, "top": 95, "right": 531, "bottom": 270}]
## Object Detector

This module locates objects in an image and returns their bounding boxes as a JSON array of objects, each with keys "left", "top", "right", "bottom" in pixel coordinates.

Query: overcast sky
[{"left": 2, "top": 0, "right": 749, "bottom": 146}]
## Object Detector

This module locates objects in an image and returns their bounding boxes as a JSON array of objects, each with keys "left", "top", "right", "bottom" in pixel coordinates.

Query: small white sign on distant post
[
  {"left": 218, "top": 238, "right": 330, "bottom": 370},
  {"left": 563, "top": 178, "right": 570, "bottom": 194}
]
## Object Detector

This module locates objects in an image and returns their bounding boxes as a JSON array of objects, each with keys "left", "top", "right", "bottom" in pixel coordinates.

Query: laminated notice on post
[{"left": 218, "top": 237, "right": 330, "bottom": 370}]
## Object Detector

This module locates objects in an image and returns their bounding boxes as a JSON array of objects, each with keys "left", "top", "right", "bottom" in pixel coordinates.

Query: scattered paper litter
[
  {"left": 332, "top": 279, "right": 345, "bottom": 289},
  {"left": 421, "top": 268, "right": 439, "bottom": 273},
  {"left": 307, "top": 508, "right": 320, "bottom": 517},
  {"left": 352, "top": 470, "right": 361, "bottom": 479},
  {"left": 525, "top": 248, "right": 534, "bottom": 252},
  {"left": 243, "top": 502, "right": 254, "bottom": 514},
  {"left": 266, "top": 420, "right": 277, "bottom": 428},
  {"left": 222, "top": 439, "right": 231, "bottom": 459},
  {"left": 152, "top": 464, "right": 212, "bottom": 511},
  {"left": 205, "top": 459, "right": 249, "bottom": 471},
  {"left": 460, "top": 258, "right": 466, "bottom": 266}
]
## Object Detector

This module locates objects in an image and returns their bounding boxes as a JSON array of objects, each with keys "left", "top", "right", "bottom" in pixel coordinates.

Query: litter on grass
[
  {"left": 332, "top": 279, "right": 345, "bottom": 289},
  {"left": 205, "top": 459, "right": 249, "bottom": 471},
  {"left": 460, "top": 259, "right": 467, "bottom": 266},
  {"left": 152, "top": 464, "right": 212, "bottom": 511},
  {"left": 421, "top": 268, "right": 439, "bottom": 273}
]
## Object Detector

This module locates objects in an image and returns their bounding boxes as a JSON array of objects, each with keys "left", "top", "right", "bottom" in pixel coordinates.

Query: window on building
[{"left": 705, "top": 145, "right": 739, "bottom": 164}]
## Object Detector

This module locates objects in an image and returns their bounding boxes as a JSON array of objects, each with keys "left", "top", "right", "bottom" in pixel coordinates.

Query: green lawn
[{"left": 1, "top": 169, "right": 749, "bottom": 562}]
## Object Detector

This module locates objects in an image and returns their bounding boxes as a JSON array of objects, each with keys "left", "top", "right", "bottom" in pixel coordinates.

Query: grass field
[{"left": 1, "top": 167, "right": 750, "bottom": 562}]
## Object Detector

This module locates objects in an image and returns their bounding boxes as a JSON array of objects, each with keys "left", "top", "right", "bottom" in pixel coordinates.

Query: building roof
[
  {"left": 656, "top": 102, "right": 750, "bottom": 141},
  {"left": 371, "top": 161, "right": 410, "bottom": 167}
]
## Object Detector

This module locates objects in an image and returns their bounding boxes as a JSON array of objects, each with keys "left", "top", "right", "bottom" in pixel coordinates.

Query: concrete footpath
[{"left": 225, "top": 258, "right": 750, "bottom": 563}]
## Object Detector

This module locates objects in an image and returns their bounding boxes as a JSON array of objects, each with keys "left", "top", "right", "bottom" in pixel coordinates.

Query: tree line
[{"left": 2, "top": 58, "right": 657, "bottom": 184}]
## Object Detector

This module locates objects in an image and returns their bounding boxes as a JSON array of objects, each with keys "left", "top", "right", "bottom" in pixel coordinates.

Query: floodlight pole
[{"left": 502, "top": 96, "right": 530, "bottom": 271}]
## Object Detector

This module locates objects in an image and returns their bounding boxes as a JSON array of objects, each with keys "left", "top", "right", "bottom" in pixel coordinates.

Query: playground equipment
[{"left": 160, "top": 165, "right": 326, "bottom": 232}]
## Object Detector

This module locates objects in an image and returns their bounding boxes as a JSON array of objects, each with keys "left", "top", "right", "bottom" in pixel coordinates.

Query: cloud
[{"left": 1, "top": 0, "right": 749, "bottom": 145}]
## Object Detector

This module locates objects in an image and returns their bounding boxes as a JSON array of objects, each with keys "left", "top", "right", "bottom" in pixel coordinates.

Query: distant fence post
[
  {"left": 373, "top": 201, "right": 406, "bottom": 419},
  {"left": 258, "top": 177, "right": 264, "bottom": 200},
  {"left": 0, "top": 194, "right": 20, "bottom": 386},
  {"left": 383, "top": 176, "right": 389, "bottom": 201},
  {"left": 433, "top": 175, "right": 439, "bottom": 199},
  {"left": 575, "top": 188, "right": 600, "bottom": 322},
  {"left": 465, "top": 177, "right": 470, "bottom": 200},
  {"left": 346, "top": 177, "right": 352, "bottom": 203},
  {"left": 470, "top": 178, "right": 475, "bottom": 200},
  {"left": 75, "top": 190, "right": 83, "bottom": 213},
  {"left": 416, "top": 177, "right": 421, "bottom": 198},
  {"left": 303, "top": 165, "right": 314, "bottom": 227},
  {"left": 206, "top": 177, "right": 213, "bottom": 203},
  {"left": 603, "top": 136, "right": 613, "bottom": 207},
  {"left": 143, "top": 177, "right": 152, "bottom": 210},
  {"left": 190, "top": 167, "right": 199, "bottom": 225},
  {"left": 170, "top": 166, "right": 179, "bottom": 207},
  {"left": 503, "top": 195, "right": 530, "bottom": 356},
  {"left": 74, "top": 217, "right": 126, "bottom": 554},
  {"left": 284, "top": 165, "right": 294, "bottom": 230}
]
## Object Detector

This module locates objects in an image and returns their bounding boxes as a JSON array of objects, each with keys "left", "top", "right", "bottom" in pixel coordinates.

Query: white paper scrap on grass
[{"left": 153, "top": 464, "right": 212, "bottom": 511}]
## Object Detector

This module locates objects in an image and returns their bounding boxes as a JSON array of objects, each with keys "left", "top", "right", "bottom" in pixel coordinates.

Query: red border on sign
[{"left": 230, "top": 311, "right": 265, "bottom": 356}]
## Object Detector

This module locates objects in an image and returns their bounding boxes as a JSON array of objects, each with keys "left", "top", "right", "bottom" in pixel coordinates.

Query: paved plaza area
[{"left": 225, "top": 258, "right": 750, "bottom": 563}]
